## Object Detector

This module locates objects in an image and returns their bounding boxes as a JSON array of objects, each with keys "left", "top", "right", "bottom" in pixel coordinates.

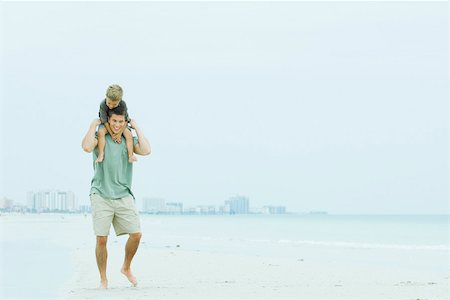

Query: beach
[
  {"left": 1, "top": 214, "right": 449, "bottom": 299},
  {"left": 64, "top": 244, "right": 448, "bottom": 300}
]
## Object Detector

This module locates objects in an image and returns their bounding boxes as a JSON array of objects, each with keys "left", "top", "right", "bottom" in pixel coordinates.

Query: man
[{"left": 81, "top": 104, "right": 151, "bottom": 289}]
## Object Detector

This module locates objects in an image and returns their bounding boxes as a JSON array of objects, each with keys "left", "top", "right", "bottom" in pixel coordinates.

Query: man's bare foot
[
  {"left": 121, "top": 267, "right": 138, "bottom": 286},
  {"left": 96, "top": 154, "right": 104, "bottom": 163},
  {"left": 99, "top": 279, "right": 108, "bottom": 289},
  {"left": 128, "top": 155, "right": 138, "bottom": 163}
]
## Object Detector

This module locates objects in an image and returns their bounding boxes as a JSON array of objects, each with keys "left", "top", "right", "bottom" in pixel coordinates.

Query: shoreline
[{"left": 1, "top": 214, "right": 448, "bottom": 299}]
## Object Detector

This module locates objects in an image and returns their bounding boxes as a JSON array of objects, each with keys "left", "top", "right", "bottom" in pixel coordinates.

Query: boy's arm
[
  {"left": 82, "top": 118, "right": 101, "bottom": 153},
  {"left": 104, "top": 122, "right": 114, "bottom": 136},
  {"left": 130, "top": 119, "right": 151, "bottom": 156}
]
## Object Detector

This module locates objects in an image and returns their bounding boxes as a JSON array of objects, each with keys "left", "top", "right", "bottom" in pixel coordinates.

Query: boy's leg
[
  {"left": 96, "top": 127, "right": 107, "bottom": 163},
  {"left": 123, "top": 128, "right": 137, "bottom": 163}
]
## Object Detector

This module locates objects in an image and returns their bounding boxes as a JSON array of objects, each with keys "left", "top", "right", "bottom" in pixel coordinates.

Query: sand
[{"left": 61, "top": 240, "right": 449, "bottom": 300}]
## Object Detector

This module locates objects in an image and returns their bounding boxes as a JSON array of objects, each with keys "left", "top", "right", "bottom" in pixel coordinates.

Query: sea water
[
  {"left": 0, "top": 213, "right": 449, "bottom": 298},
  {"left": 139, "top": 214, "right": 450, "bottom": 280},
  {"left": 140, "top": 214, "right": 450, "bottom": 251}
]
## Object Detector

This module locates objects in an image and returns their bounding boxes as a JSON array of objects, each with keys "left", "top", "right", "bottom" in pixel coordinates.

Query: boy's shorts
[{"left": 90, "top": 193, "right": 141, "bottom": 236}]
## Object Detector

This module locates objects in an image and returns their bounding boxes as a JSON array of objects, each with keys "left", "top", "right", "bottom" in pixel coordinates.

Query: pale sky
[{"left": 0, "top": 1, "right": 448, "bottom": 214}]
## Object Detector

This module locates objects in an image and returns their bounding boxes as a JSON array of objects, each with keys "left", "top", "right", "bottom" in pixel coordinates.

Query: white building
[
  {"left": 225, "top": 195, "right": 249, "bottom": 214},
  {"left": 0, "top": 197, "right": 14, "bottom": 210},
  {"left": 166, "top": 202, "right": 183, "bottom": 214},
  {"left": 262, "top": 206, "right": 286, "bottom": 214},
  {"left": 142, "top": 197, "right": 166, "bottom": 213},
  {"left": 218, "top": 205, "right": 230, "bottom": 214},
  {"left": 27, "top": 190, "right": 77, "bottom": 212},
  {"left": 196, "top": 205, "right": 216, "bottom": 214}
]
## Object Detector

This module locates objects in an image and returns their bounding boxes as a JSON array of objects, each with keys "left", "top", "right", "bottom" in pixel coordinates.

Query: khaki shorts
[{"left": 90, "top": 193, "right": 141, "bottom": 236}]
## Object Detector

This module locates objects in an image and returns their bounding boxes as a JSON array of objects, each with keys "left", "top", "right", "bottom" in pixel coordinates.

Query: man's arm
[
  {"left": 82, "top": 118, "right": 101, "bottom": 153},
  {"left": 130, "top": 119, "right": 151, "bottom": 156}
]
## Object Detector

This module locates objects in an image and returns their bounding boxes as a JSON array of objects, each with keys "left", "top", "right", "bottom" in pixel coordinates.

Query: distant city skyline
[
  {"left": 1, "top": 2, "right": 448, "bottom": 214},
  {"left": 2, "top": 190, "right": 289, "bottom": 215}
]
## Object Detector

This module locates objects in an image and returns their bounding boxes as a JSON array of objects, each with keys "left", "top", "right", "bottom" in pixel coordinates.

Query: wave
[
  {"left": 152, "top": 233, "right": 450, "bottom": 251},
  {"left": 276, "top": 239, "right": 450, "bottom": 251}
]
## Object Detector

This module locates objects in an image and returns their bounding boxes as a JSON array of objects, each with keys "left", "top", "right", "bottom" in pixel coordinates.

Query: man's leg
[
  {"left": 90, "top": 194, "right": 114, "bottom": 288},
  {"left": 96, "top": 236, "right": 109, "bottom": 288},
  {"left": 121, "top": 232, "right": 142, "bottom": 286}
]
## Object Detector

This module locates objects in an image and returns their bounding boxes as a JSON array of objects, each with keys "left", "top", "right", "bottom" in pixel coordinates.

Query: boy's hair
[
  {"left": 106, "top": 84, "right": 123, "bottom": 102},
  {"left": 108, "top": 103, "right": 126, "bottom": 118}
]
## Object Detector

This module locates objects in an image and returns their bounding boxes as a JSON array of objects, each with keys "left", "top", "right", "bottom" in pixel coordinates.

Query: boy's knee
[{"left": 124, "top": 128, "right": 133, "bottom": 138}]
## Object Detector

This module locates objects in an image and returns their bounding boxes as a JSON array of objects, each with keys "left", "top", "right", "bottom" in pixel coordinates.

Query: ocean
[
  {"left": 141, "top": 214, "right": 450, "bottom": 250},
  {"left": 0, "top": 213, "right": 448, "bottom": 299}
]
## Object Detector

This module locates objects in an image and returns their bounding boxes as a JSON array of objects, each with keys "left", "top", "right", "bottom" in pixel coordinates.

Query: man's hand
[
  {"left": 92, "top": 118, "right": 101, "bottom": 127},
  {"left": 132, "top": 119, "right": 151, "bottom": 156},
  {"left": 82, "top": 119, "right": 101, "bottom": 153},
  {"left": 112, "top": 132, "right": 122, "bottom": 143}
]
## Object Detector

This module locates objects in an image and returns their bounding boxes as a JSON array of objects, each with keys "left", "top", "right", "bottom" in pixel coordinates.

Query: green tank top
[{"left": 90, "top": 134, "right": 138, "bottom": 199}]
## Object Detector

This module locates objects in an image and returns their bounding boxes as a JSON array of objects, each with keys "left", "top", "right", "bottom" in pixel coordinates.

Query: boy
[{"left": 96, "top": 84, "right": 137, "bottom": 164}]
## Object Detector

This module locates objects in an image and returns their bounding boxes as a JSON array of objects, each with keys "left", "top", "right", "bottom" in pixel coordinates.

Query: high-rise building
[
  {"left": 27, "top": 190, "right": 77, "bottom": 212},
  {"left": 0, "top": 197, "right": 14, "bottom": 211},
  {"left": 79, "top": 205, "right": 91, "bottom": 213},
  {"left": 225, "top": 195, "right": 249, "bottom": 214},
  {"left": 141, "top": 197, "right": 166, "bottom": 213}
]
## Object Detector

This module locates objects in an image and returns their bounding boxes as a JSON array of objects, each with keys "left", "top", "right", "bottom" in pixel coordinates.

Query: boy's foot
[
  {"left": 96, "top": 154, "right": 104, "bottom": 163},
  {"left": 121, "top": 268, "right": 138, "bottom": 286},
  {"left": 99, "top": 279, "right": 108, "bottom": 289},
  {"left": 128, "top": 155, "right": 138, "bottom": 163}
]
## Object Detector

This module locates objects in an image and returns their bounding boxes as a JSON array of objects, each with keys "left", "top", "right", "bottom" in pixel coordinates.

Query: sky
[{"left": 0, "top": 1, "right": 448, "bottom": 214}]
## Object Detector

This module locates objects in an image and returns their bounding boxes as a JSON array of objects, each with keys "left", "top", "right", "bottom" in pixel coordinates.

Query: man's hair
[
  {"left": 106, "top": 84, "right": 123, "bottom": 102},
  {"left": 108, "top": 104, "right": 126, "bottom": 118}
]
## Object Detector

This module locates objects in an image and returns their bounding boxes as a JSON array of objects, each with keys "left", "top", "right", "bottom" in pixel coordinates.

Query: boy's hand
[
  {"left": 112, "top": 132, "right": 122, "bottom": 143},
  {"left": 129, "top": 119, "right": 137, "bottom": 129}
]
